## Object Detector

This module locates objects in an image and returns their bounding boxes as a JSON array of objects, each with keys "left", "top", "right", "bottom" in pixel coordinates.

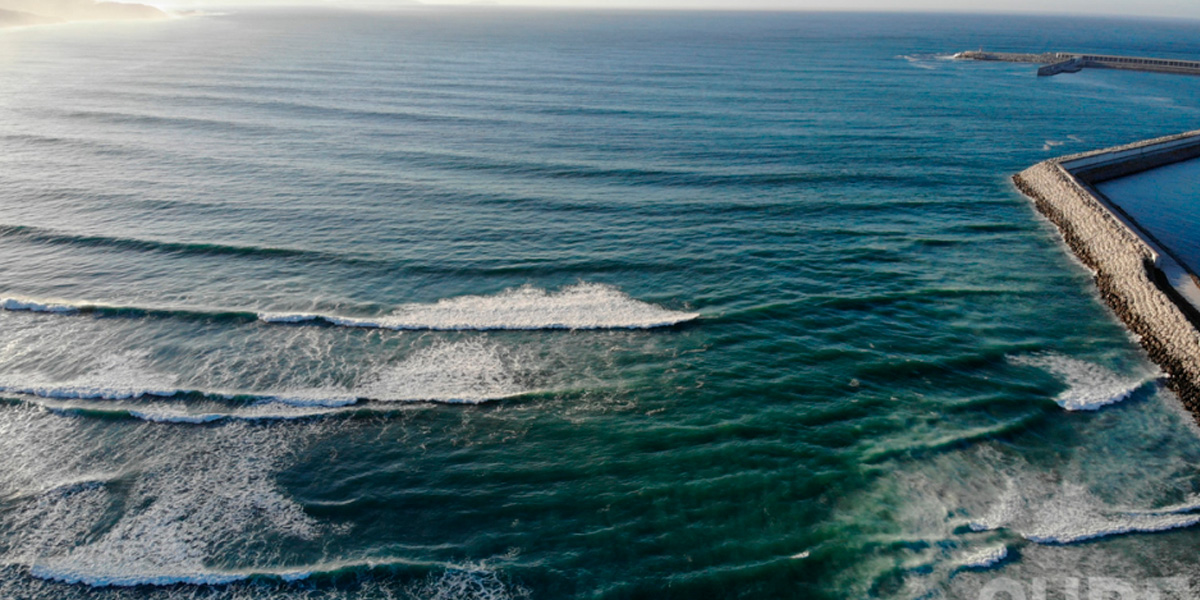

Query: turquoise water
[{"left": 2, "top": 10, "right": 1200, "bottom": 599}]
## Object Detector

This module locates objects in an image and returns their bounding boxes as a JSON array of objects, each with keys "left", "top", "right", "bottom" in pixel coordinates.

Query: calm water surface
[{"left": 1099, "top": 157, "right": 1200, "bottom": 278}]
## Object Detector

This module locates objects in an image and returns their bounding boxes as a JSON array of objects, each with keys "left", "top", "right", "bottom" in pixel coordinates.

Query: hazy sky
[{"left": 149, "top": 0, "right": 1200, "bottom": 20}]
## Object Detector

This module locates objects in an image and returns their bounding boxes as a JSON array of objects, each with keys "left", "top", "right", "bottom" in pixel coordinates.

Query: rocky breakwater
[
  {"left": 1013, "top": 131, "right": 1200, "bottom": 419},
  {"left": 953, "top": 50, "right": 1063, "bottom": 63}
]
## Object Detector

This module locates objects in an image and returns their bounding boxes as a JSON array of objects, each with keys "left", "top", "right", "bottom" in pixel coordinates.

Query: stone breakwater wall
[
  {"left": 1013, "top": 131, "right": 1200, "bottom": 418},
  {"left": 954, "top": 51, "right": 1200, "bottom": 77}
]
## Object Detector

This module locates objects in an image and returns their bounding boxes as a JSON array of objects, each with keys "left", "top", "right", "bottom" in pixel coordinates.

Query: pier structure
[
  {"left": 954, "top": 50, "right": 1200, "bottom": 77},
  {"left": 1014, "top": 131, "right": 1200, "bottom": 417}
]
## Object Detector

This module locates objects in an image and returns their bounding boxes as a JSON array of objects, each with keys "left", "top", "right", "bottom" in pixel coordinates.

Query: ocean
[{"left": 2, "top": 9, "right": 1200, "bottom": 599}]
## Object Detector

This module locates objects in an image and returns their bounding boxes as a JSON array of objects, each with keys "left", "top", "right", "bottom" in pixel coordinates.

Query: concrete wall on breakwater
[
  {"left": 1063, "top": 135, "right": 1200, "bottom": 183},
  {"left": 1077, "top": 54, "right": 1200, "bottom": 76},
  {"left": 1037, "top": 58, "right": 1084, "bottom": 77},
  {"left": 1013, "top": 130, "right": 1200, "bottom": 419},
  {"left": 955, "top": 51, "right": 1200, "bottom": 77}
]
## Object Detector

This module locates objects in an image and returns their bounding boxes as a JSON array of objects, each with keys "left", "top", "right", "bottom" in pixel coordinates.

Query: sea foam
[
  {"left": 359, "top": 339, "right": 530, "bottom": 404},
  {"left": 0, "top": 297, "right": 78, "bottom": 314},
  {"left": 953, "top": 546, "right": 1009, "bottom": 571},
  {"left": 970, "top": 478, "right": 1200, "bottom": 545},
  {"left": 403, "top": 566, "right": 530, "bottom": 600},
  {"left": 0, "top": 401, "right": 513, "bottom": 588},
  {"left": 14, "top": 418, "right": 322, "bottom": 587},
  {"left": 0, "top": 340, "right": 534, "bottom": 423},
  {"left": 2, "top": 283, "right": 697, "bottom": 331},
  {"left": 1009, "top": 353, "right": 1155, "bottom": 411},
  {"left": 259, "top": 283, "right": 698, "bottom": 331},
  {"left": 0, "top": 352, "right": 178, "bottom": 401}
]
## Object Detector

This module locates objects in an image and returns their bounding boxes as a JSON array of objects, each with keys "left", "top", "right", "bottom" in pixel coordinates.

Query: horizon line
[{"left": 152, "top": 3, "right": 1200, "bottom": 22}]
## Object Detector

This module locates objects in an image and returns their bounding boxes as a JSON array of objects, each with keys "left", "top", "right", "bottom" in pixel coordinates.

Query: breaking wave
[
  {"left": 20, "top": 559, "right": 527, "bottom": 593},
  {"left": 969, "top": 478, "right": 1200, "bottom": 544},
  {"left": 0, "top": 298, "right": 77, "bottom": 314},
  {"left": 2, "top": 283, "right": 698, "bottom": 330},
  {"left": 1009, "top": 353, "right": 1157, "bottom": 411},
  {"left": 259, "top": 283, "right": 698, "bottom": 330},
  {"left": 952, "top": 546, "right": 1010, "bottom": 572},
  {"left": 0, "top": 409, "right": 322, "bottom": 588},
  {"left": 27, "top": 559, "right": 418, "bottom": 588},
  {"left": 0, "top": 340, "right": 537, "bottom": 423}
]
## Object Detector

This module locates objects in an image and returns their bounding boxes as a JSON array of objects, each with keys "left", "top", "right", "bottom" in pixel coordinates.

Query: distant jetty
[
  {"left": 1013, "top": 131, "right": 1200, "bottom": 418},
  {"left": 954, "top": 51, "right": 1200, "bottom": 77}
]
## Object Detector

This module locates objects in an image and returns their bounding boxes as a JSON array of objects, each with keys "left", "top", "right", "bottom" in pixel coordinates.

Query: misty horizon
[
  {"left": 0, "top": 0, "right": 1197, "bottom": 25},
  {"left": 149, "top": 0, "right": 1200, "bottom": 21}
]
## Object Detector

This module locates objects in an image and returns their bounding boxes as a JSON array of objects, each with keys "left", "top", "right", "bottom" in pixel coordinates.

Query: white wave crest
[
  {"left": 261, "top": 283, "right": 698, "bottom": 331},
  {"left": 1, "top": 341, "right": 533, "bottom": 423},
  {"left": 898, "top": 54, "right": 939, "bottom": 70},
  {"left": 970, "top": 478, "right": 1200, "bottom": 545},
  {"left": 124, "top": 410, "right": 227, "bottom": 424},
  {"left": 0, "top": 297, "right": 79, "bottom": 314},
  {"left": 0, "top": 352, "right": 361, "bottom": 410},
  {"left": 359, "top": 340, "right": 530, "bottom": 404},
  {"left": 1009, "top": 353, "right": 1155, "bottom": 411},
  {"left": 251, "top": 390, "right": 359, "bottom": 408},
  {"left": 10, "top": 391, "right": 367, "bottom": 424},
  {"left": 3, "top": 284, "right": 697, "bottom": 331},
  {"left": 0, "top": 353, "right": 178, "bottom": 401},
  {"left": 0, "top": 382, "right": 359, "bottom": 411},
  {"left": 953, "top": 545, "right": 1009, "bottom": 571}
]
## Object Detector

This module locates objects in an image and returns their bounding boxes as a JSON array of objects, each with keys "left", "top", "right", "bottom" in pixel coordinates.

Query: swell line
[
  {"left": 0, "top": 224, "right": 342, "bottom": 263},
  {"left": 0, "top": 224, "right": 690, "bottom": 276}
]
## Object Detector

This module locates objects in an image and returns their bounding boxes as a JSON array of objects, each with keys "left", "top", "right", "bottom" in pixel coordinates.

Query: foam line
[
  {"left": 7, "top": 418, "right": 323, "bottom": 588},
  {"left": 1009, "top": 353, "right": 1156, "bottom": 411},
  {"left": 0, "top": 384, "right": 360, "bottom": 407},
  {"left": 0, "top": 383, "right": 181, "bottom": 402},
  {"left": 260, "top": 283, "right": 699, "bottom": 330},
  {"left": 0, "top": 298, "right": 78, "bottom": 314},
  {"left": 2, "top": 283, "right": 699, "bottom": 331},
  {"left": 0, "top": 386, "right": 521, "bottom": 418},
  {"left": 953, "top": 546, "right": 1009, "bottom": 571},
  {"left": 0, "top": 340, "right": 538, "bottom": 422},
  {"left": 26, "top": 400, "right": 409, "bottom": 423},
  {"left": 25, "top": 557, "right": 472, "bottom": 588},
  {"left": 971, "top": 479, "right": 1200, "bottom": 545}
]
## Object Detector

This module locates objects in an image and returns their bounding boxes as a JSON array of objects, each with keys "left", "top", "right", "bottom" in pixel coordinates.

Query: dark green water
[{"left": 1, "top": 9, "right": 1200, "bottom": 599}]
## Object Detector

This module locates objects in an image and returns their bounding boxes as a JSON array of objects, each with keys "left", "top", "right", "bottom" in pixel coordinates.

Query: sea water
[
  {"left": 2, "top": 9, "right": 1200, "bottom": 599},
  {"left": 1098, "top": 157, "right": 1200, "bottom": 278}
]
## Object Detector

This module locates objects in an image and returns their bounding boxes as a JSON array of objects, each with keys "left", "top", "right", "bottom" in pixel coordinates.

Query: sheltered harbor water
[
  {"left": 1014, "top": 131, "right": 1200, "bottom": 417},
  {"left": 1098, "top": 158, "right": 1200, "bottom": 281}
]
